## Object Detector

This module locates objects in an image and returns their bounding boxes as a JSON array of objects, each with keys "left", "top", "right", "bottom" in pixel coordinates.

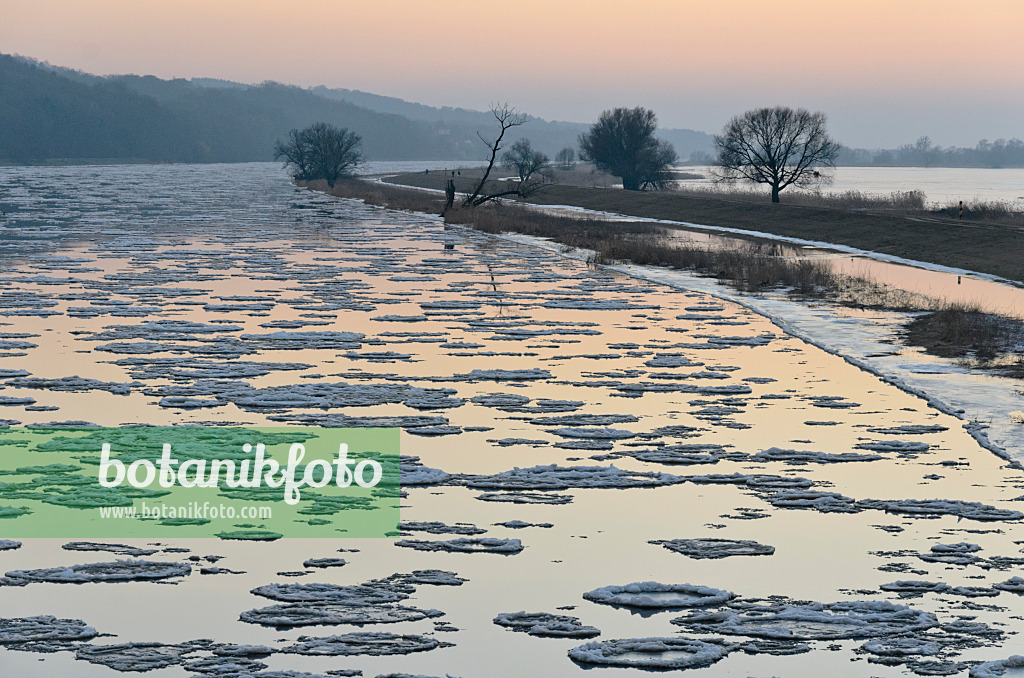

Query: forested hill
[
  {"left": 0, "top": 55, "right": 479, "bottom": 163},
  {"left": 0, "top": 55, "right": 716, "bottom": 165}
]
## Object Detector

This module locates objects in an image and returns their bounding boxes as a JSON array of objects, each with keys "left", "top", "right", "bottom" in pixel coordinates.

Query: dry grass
[
  {"left": 931, "top": 199, "right": 1024, "bottom": 227},
  {"left": 673, "top": 185, "right": 928, "bottom": 211},
  {"left": 904, "top": 301, "right": 1024, "bottom": 363}
]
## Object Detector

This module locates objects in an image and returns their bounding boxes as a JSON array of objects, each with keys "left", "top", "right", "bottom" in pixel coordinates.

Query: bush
[{"left": 274, "top": 123, "right": 361, "bottom": 187}]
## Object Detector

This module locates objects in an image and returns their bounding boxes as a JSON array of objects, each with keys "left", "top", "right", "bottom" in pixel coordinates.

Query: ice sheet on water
[
  {"left": 495, "top": 520, "right": 553, "bottom": 529},
  {"left": 568, "top": 636, "right": 728, "bottom": 669},
  {"left": 528, "top": 413, "right": 639, "bottom": 427},
  {"left": 765, "top": 490, "right": 861, "bottom": 513},
  {"left": 5, "top": 376, "right": 139, "bottom": 395},
  {"left": 0, "top": 615, "right": 98, "bottom": 646},
  {"left": 583, "top": 582, "right": 735, "bottom": 610},
  {"left": 394, "top": 538, "right": 523, "bottom": 555},
  {"left": 475, "top": 491, "right": 573, "bottom": 505},
  {"left": 605, "top": 444, "right": 728, "bottom": 466},
  {"left": 0, "top": 559, "right": 192, "bottom": 586},
  {"left": 543, "top": 298, "right": 658, "bottom": 310},
  {"left": 549, "top": 427, "right": 636, "bottom": 440},
  {"left": 281, "top": 632, "right": 451, "bottom": 656},
  {"left": 855, "top": 440, "right": 932, "bottom": 455},
  {"left": 0, "top": 540, "right": 22, "bottom": 551},
  {"left": 302, "top": 558, "right": 347, "bottom": 569},
  {"left": 449, "top": 368, "right": 552, "bottom": 381},
  {"left": 856, "top": 498, "right": 1023, "bottom": 522},
  {"left": 76, "top": 643, "right": 185, "bottom": 671},
  {"left": 240, "top": 602, "right": 443, "bottom": 628},
  {"left": 493, "top": 611, "right": 600, "bottom": 638},
  {"left": 62, "top": 542, "right": 159, "bottom": 557},
  {"left": 751, "top": 447, "right": 882, "bottom": 464},
  {"left": 868, "top": 425, "right": 950, "bottom": 435},
  {"left": 463, "top": 464, "right": 682, "bottom": 491},
  {"left": 238, "top": 331, "right": 365, "bottom": 350},
  {"left": 994, "top": 577, "right": 1024, "bottom": 594},
  {"left": 861, "top": 637, "right": 942, "bottom": 656},
  {"left": 672, "top": 600, "right": 938, "bottom": 640},
  {"left": 399, "top": 521, "right": 486, "bottom": 536},
  {"left": 400, "top": 457, "right": 451, "bottom": 486},
  {"left": 650, "top": 538, "right": 775, "bottom": 559},
  {"left": 970, "top": 655, "right": 1024, "bottom": 678},
  {"left": 487, "top": 438, "right": 549, "bottom": 447},
  {"left": 252, "top": 581, "right": 403, "bottom": 605},
  {"left": 880, "top": 581, "right": 952, "bottom": 596}
]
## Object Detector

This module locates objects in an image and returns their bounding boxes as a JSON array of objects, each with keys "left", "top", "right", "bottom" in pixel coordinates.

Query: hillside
[{"left": 0, "top": 55, "right": 715, "bottom": 164}]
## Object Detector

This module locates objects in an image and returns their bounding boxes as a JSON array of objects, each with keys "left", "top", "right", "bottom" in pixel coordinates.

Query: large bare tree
[
  {"left": 501, "top": 138, "right": 549, "bottom": 181},
  {"left": 461, "top": 103, "right": 550, "bottom": 207},
  {"left": 713, "top": 107, "right": 840, "bottom": 203},
  {"left": 578, "top": 107, "right": 677, "bottom": 191}
]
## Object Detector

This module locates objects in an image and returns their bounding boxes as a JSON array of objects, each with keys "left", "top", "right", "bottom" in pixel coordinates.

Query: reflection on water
[
  {"left": 658, "top": 227, "right": 1024, "bottom": 317},
  {"left": 0, "top": 163, "right": 1022, "bottom": 676}
]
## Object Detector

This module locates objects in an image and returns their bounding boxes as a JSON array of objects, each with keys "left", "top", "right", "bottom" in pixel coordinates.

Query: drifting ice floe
[
  {"left": 239, "top": 603, "right": 443, "bottom": 628},
  {"left": 0, "top": 559, "right": 191, "bottom": 586},
  {"left": 62, "top": 542, "right": 158, "bottom": 557},
  {"left": 750, "top": 447, "right": 882, "bottom": 464},
  {"left": 475, "top": 491, "right": 574, "bottom": 504},
  {"left": 281, "top": 632, "right": 451, "bottom": 656},
  {"left": 583, "top": 582, "right": 735, "bottom": 609},
  {"left": 394, "top": 538, "right": 523, "bottom": 555},
  {"left": 860, "top": 637, "right": 942, "bottom": 656},
  {"left": 493, "top": 611, "right": 600, "bottom": 638},
  {"left": 856, "top": 499, "right": 1023, "bottom": 522},
  {"left": 650, "top": 538, "right": 775, "bottom": 559},
  {"left": 568, "top": 636, "right": 728, "bottom": 669},
  {"left": 399, "top": 521, "right": 486, "bottom": 536},
  {"left": 971, "top": 655, "right": 1024, "bottom": 677},
  {"left": 251, "top": 582, "right": 406, "bottom": 605},
  {"left": 462, "top": 465, "right": 681, "bottom": 490},
  {"left": 0, "top": 615, "right": 97, "bottom": 645},
  {"left": 672, "top": 600, "right": 938, "bottom": 639}
]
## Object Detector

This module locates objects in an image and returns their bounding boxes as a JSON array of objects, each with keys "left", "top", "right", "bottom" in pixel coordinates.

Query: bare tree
[
  {"left": 578, "top": 107, "right": 678, "bottom": 191},
  {"left": 713, "top": 107, "right": 839, "bottom": 203},
  {"left": 554, "top": 147, "right": 576, "bottom": 170},
  {"left": 274, "top": 122, "right": 361, "bottom": 188},
  {"left": 462, "top": 103, "right": 551, "bottom": 207},
  {"left": 501, "top": 138, "right": 549, "bottom": 181}
]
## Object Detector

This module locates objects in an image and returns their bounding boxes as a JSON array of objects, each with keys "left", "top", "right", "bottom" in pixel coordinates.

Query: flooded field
[
  {"left": 1, "top": 163, "right": 1023, "bottom": 677},
  {"left": 680, "top": 166, "right": 1024, "bottom": 206}
]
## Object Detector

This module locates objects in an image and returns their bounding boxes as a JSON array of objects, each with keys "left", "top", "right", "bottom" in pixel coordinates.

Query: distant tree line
[{"left": 838, "top": 137, "right": 1024, "bottom": 168}]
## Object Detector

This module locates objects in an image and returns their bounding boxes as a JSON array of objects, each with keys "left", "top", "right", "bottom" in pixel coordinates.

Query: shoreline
[
  {"left": 310, "top": 177, "right": 1024, "bottom": 465},
  {"left": 382, "top": 171, "right": 1024, "bottom": 283}
]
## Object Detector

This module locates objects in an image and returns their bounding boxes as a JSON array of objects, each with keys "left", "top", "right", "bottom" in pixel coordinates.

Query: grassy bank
[
  {"left": 904, "top": 303, "right": 1024, "bottom": 376},
  {"left": 382, "top": 170, "right": 1024, "bottom": 282},
  {"left": 316, "top": 177, "right": 1024, "bottom": 372},
  {"left": 315, "top": 178, "right": 935, "bottom": 309}
]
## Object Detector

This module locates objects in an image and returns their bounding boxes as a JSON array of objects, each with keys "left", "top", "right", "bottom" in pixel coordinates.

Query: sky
[{"left": 3, "top": 0, "right": 1022, "bottom": 148}]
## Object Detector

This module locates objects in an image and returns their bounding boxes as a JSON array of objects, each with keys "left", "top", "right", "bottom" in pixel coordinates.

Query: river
[{"left": 0, "top": 162, "right": 1022, "bottom": 677}]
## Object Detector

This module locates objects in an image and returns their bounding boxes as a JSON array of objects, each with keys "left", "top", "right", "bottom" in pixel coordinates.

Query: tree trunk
[{"left": 770, "top": 185, "right": 780, "bottom": 203}]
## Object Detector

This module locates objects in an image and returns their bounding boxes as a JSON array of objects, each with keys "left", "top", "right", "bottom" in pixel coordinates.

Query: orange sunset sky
[{"left": 3, "top": 0, "right": 1022, "bottom": 147}]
